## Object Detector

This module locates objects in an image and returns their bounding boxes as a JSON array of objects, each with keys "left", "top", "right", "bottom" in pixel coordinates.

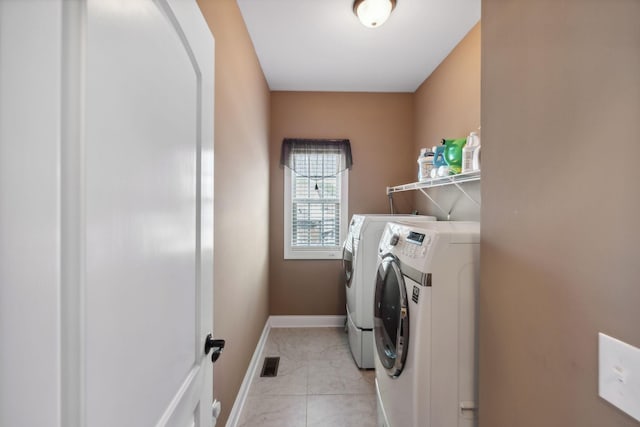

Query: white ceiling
[{"left": 236, "top": 0, "right": 480, "bottom": 93}]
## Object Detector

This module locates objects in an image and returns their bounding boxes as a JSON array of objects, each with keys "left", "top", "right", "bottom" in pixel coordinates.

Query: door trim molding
[{"left": 60, "top": 1, "right": 86, "bottom": 425}]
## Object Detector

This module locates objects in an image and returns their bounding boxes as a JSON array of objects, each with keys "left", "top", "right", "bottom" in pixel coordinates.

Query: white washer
[
  {"left": 374, "top": 221, "right": 480, "bottom": 427},
  {"left": 342, "top": 214, "right": 436, "bottom": 369}
]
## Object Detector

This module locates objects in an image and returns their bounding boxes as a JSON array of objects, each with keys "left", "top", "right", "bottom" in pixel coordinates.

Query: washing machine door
[
  {"left": 342, "top": 235, "right": 355, "bottom": 288},
  {"left": 374, "top": 254, "right": 409, "bottom": 378}
]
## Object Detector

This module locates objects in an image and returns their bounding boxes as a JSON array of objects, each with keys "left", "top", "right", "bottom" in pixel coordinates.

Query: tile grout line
[
  {"left": 305, "top": 394, "right": 309, "bottom": 427},
  {"left": 305, "top": 353, "right": 309, "bottom": 427}
]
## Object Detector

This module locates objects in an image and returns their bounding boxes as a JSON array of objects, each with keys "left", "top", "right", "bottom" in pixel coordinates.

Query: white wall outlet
[{"left": 598, "top": 333, "right": 640, "bottom": 421}]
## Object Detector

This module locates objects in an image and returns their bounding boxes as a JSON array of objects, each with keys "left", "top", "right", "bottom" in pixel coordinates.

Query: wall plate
[{"left": 598, "top": 333, "right": 640, "bottom": 421}]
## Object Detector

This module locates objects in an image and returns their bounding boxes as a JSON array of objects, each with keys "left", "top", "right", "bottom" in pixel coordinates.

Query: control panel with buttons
[{"left": 397, "top": 231, "right": 431, "bottom": 260}]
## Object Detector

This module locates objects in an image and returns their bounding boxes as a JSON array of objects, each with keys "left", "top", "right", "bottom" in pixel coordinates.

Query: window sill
[{"left": 284, "top": 248, "right": 342, "bottom": 260}]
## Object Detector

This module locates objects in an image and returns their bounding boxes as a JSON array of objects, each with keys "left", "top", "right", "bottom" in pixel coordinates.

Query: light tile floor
[{"left": 237, "top": 327, "right": 377, "bottom": 427}]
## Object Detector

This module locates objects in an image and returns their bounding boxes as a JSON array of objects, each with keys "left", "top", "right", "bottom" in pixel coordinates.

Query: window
[{"left": 281, "top": 139, "right": 351, "bottom": 260}]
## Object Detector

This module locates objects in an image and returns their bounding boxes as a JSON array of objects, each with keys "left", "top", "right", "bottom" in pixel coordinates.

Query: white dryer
[
  {"left": 374, "top": 221, "right": 480, "bottom": 427},
  {"left": 342, "top": 214, "right": 435, "bottom": 369}
]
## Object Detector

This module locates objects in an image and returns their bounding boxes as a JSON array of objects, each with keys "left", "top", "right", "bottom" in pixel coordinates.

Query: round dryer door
[
  {"left": 373, "top": 254, "right": 409, "bottom": 378},
  {"left": 342, "top": 235, "right": 355, "bottom": 288}
]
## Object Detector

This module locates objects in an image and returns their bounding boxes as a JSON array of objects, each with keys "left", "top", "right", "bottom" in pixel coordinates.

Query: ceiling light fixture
[{"left": 353, "top": 0, "right": 397, "bottom": 28}]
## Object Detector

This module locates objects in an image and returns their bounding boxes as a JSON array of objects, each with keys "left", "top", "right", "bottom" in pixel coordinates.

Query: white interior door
[
  {"left": 82, "top": 1, "right": 214, "bottom": 426},
  {"left": 0, "top": 1, "right": 215, "bottom": 426}
]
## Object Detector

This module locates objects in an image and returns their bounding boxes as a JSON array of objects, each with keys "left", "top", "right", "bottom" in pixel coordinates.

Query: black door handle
[{"left": 204, "top": 334, "right": 225, "bottom": 363}]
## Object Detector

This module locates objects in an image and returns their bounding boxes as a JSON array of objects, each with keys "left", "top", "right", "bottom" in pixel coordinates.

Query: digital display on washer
[{"left": 406, "top": 231, "right": 425, "bottom": 245}]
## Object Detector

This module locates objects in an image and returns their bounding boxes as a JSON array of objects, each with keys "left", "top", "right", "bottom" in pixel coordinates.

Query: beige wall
[
  {"left": 413, "top": 23, "right": 481, "bottom": 221},
  {"left": 269, "top": 92, "right": 416, "bottom": 315},
  {"left": 197, "top": 1, "right": 270, "bottom": 425},
  {"left": 481, "top": 1, "right": 640, "bottom": 426}
]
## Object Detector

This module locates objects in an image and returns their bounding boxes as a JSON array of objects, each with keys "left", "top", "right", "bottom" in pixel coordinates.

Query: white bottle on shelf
[
  {"left": 461, "top": 131, "right": 481, "bottom": 173},
  {"left": 472, "top": 145, "right": 481, "bottom": 171},
  {"left": 417, "top": 148, "right": 434, "bottom": 182}
]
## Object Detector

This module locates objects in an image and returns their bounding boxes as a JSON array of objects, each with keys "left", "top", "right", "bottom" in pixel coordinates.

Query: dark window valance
[{"left": 279, "top": 138, "right": 353, "bottom": 178}]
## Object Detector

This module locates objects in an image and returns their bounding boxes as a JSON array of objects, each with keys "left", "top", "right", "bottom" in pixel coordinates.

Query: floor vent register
[{"left": 260, "top": 357, "right": 280, "bottom": 377}]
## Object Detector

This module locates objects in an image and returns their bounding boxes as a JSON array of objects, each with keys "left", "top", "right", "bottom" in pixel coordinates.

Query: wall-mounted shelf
[
  {"left": 387, "top": 170, "right": 481, "bottom": 219},
  {"left": 387, "top": 170, "right": 480, "bottom": 194}
]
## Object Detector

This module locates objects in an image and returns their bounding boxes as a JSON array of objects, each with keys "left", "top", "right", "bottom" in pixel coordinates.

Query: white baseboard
[
  {"left": 224, "top": 321, "right": 270, "bottom": 427},
  {"left": 269, "top": 315, "right": 346, "bottom": 328},
  {"left": 223, "top": 315, "right": 346, "bottom": 427}
]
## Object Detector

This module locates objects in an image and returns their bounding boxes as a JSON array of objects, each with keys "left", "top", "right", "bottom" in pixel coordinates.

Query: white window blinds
[{"left": 291, "top": 152, "right": 341, "bottom": 248}]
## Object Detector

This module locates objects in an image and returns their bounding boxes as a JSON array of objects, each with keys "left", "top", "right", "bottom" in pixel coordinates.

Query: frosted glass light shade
[{"left": 353, "top": 0, "right": 396, "bottom": 28}]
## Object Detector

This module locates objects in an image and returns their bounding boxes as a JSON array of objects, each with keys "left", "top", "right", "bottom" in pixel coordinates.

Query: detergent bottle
[
  {"left": 462, "top": 131, "right": 481, "bottom": 173},
  {"left": 417, "top": 148, "right": 434, "bottom": 182},
  {"left": 443, "top": 138, "right": 466, "bottom": 174}
]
